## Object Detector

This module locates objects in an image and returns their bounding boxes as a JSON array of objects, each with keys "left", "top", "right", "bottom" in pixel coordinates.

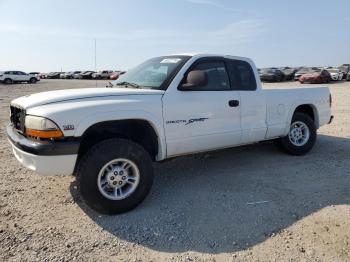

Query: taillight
[{"left": 329, "top": 94, "right": 332, "bottom": 108}]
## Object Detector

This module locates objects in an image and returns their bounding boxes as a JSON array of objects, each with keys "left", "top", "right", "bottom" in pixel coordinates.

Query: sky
[{"left": 0, "top": 0, "right": 349, "bottom": 72}]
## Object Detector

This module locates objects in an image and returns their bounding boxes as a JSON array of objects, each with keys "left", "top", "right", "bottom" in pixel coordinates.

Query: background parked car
[
  {"left": 326, "top": 68, "right": 344, "bottom": 81},
  {"left": 0, "top": 71, "right": 40, "bottom": 84},
  {"left": 279, "top": 67, "right": 297, "bottom": 80},
  {"left": 294, "top": 67, "right": 320, "bottom": 80},
  {"left": 29, "top": 72, "right": 47, "bottom": 79},
  {"left": 46, "top": 72, "right": 62, "bottom": 79},
  {"left": 75, "top": 71, "right": 95, "bottom": 79},
  {"left": 259, "top": 68, "right": 285, "bottom": 82},
  {"left": 110, "top": 71, "right": 126, "bottom": 80},
  {"left": 299, "top": 69, "right": 331, "bottom": 84},
  {"left": 338, "top": 64, "right": 350, "bottom": 80},
  {"left": 92, "top": 70, "right": 113, "bottom": 79},
  {"left": 60, "top": 71, "right": 81, "bottom": 79},
  {"left": 39, "top": 73, "right": 47, "bottom": 79}
]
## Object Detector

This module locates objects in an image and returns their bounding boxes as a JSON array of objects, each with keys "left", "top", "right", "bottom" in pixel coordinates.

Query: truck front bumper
[{"left": 6, "top": 125, "right": 80, "bottom": 176}]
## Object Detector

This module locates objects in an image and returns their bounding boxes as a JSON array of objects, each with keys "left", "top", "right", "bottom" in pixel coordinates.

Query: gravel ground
[{"left": 0, "top": 79, "right": 349, "bottom": 261}]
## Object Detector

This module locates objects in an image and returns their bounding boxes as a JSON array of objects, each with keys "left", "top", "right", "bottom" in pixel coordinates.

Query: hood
[{"left": 11, "top": 87, "right": 164, "bottom": 109}]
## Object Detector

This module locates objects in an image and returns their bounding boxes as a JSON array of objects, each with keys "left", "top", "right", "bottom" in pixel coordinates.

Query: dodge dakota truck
[{"left": 7, "top": 54, "right": 333, "bottom": 214}]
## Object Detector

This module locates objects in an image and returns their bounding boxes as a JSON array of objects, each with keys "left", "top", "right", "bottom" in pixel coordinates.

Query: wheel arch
[
  {"left": 295, "top": 104, "right": 318, "bottom": 125},
  {"left": 77, "top": 119, "right": 163, "bottom": 163},
  {"left": 3, "top": 78, "right": 13, "bottom": 84},
  {"left": 284, "top": 103, "right": 319, "bottom": 136}
]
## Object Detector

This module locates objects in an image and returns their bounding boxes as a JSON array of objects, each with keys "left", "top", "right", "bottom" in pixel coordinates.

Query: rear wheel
[
  {"left": 76, "top": 138, "right": 154, "bottom": 214},
  {"left": 29, "top": 77, "right": 37, "bottom": 83},
  {"left": 4, "top": 78, "right": 13, "bottom": 84},
  {"left": 275, "top": 112, "right": 316, "bottom": 155}
]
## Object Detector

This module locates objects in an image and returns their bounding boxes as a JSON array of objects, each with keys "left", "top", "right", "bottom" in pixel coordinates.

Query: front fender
[{"left": 74, "top": 110, "right": 166, "bottom": 161}]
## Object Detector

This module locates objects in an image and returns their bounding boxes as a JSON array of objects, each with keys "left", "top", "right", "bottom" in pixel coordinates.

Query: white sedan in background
[
  {"left": 327, "top": 68, "right": 343, "bottom": 81},
  {"left": 0, "top": 71, "right": 40, "bottom": 84}
]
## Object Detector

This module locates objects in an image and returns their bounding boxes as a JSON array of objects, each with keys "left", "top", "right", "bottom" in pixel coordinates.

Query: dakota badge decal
[{"left": 166, "top": 118, "right": 209, "bottom": 125}]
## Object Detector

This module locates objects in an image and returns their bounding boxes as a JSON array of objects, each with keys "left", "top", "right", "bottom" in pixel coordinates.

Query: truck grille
[{"left": 10, "top": 106, "right": 25, "bottom": 133}]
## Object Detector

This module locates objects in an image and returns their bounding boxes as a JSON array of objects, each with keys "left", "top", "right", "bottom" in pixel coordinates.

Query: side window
[
  {"left": 187, "top": 61, "right": 230, "bottom": 91},
  {"left": 226, "top": 59, "right": 257, "bottom": 91}
]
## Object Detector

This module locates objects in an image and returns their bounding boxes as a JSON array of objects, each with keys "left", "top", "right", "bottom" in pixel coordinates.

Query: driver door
[{"left": 162, "top": 58, "right": 242, "bottom": 157}]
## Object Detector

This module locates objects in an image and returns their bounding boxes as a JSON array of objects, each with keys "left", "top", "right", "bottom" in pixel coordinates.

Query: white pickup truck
[{"left": 7, "top": 54, "right": 333, "bottom": 214}]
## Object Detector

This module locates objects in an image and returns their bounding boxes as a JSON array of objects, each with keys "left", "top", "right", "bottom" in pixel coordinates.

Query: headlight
[{"left": 25, "top": 115, "right": 63, "bottom": 139}]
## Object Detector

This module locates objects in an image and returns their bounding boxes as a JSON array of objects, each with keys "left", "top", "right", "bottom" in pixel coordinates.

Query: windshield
[{"left": 112, "top": 56, "right": 190, "bottom": 90}]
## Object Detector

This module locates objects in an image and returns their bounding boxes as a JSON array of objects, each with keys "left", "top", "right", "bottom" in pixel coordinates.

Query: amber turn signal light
[{"left": 26, "top": 128, "right": 63, "bottom": 139}]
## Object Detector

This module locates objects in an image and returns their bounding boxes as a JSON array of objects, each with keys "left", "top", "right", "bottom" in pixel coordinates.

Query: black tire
[
  {"left": 76, "top": 138, "right": 154, "bottom": 215},
  {"left": 29, "top": 77, "right": 37, "bottom": 84},
  {"left": 275, "top": 112, "right": 316, "bottom": 156},
  {"left": 4, "top": 78, "right": 13, "bottom": 84}
]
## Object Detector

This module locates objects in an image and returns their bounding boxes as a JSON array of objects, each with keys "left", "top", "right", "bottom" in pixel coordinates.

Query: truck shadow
[{"left": 70, "top": 134, "right": 350, "bottom": 254}]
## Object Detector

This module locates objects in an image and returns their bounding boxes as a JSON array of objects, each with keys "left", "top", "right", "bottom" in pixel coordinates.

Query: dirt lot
[{"left": 0, "top": 79, "right": 349, "bottom": 261}]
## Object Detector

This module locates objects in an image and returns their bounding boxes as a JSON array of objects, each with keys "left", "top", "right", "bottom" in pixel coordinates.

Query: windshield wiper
[{"left": 116, "top": 81, "right": 140, "bottom": 89}]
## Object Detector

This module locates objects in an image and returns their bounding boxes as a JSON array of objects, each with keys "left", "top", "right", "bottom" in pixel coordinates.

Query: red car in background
[
  {"left": 110, "top": 71, "right": 126, "bottom": 80},
  {"left": 299, "top": 69, "right": 331, "bottom": 84}
]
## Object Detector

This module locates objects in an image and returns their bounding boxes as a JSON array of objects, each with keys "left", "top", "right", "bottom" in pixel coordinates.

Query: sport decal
[{"left": 166, "top": 118, "right": 209, "bottom": 125}]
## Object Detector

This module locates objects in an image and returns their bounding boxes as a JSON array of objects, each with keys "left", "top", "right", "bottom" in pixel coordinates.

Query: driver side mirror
[{"left": 179, "top": 70, "right": 208, "bottom": 90}]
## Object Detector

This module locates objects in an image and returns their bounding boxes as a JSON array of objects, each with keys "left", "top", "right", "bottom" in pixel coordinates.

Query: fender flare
[
  {"left": 283, "top": 101, "right": 319, "bottom": 136},
  {"left": 74, "top": 110, "right": 167, "bottom": 161}
]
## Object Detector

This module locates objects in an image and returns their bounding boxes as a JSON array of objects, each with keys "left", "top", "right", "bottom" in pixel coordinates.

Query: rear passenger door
[
  {"left": 225, "top": 58, "right": 267, "bottom": 143},
  {"left": 16, "top": 71, "right": 29, "bottom": 81}
]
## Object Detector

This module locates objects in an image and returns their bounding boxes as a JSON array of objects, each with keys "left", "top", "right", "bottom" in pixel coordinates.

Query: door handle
[{"left": 228, "top": 100, "right": 239, "bottom": 107}]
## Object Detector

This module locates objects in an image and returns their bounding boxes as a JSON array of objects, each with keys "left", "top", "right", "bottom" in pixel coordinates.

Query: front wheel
[
  {"left": 275, "top": 112, "right": 316, "bottom": 155},
  {"left": 76, "top": 138, "right": 154, "bottom": 214}
]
